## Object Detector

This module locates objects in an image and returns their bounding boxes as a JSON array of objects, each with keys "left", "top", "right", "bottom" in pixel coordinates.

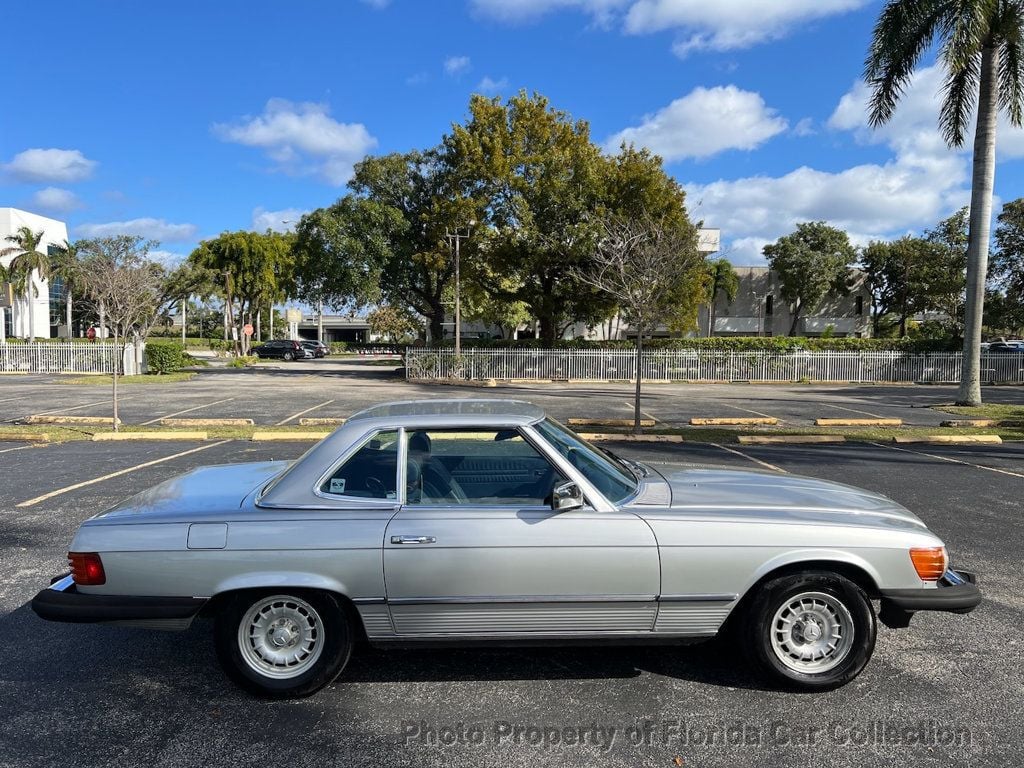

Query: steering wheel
[{"left": 365, "top": 476, "right": 386, "bottom": 497}]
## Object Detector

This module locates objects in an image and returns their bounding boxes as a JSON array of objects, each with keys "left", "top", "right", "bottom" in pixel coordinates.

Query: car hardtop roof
[{"left": 347, "top": 398, "right": 546, "bottom": 426}]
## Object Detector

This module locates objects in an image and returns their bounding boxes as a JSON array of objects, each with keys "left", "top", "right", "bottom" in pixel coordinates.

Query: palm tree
[
  {"left": 0, "top": 227, "right": 50, "bottom": 340},
  {"left": 866, "top": 0, "right": 1024, "bottom": 406},
  {"left": 50, "top": 240, "right": 82, "bottom": 337},
  {"left": 704, "top": 257, "right": 739, "bottom": 337}
]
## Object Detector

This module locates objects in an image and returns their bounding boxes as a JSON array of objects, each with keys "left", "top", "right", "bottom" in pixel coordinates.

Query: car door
[{"left": 383, "top": 427, "right": 660, "bottom": 637}]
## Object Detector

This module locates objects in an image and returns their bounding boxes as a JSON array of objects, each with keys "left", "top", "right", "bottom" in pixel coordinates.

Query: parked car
[
  {"left": 301, "top": 340, "right": 329, "bottom": 358},
  {"left": 988, "top": 340, "right": 1024, "bottom": 353},
  {"left": 251, "top": 339, "right": 306, "bottom": 361},
  {"left": 32, "top": 399, "right": 979, "bottom": 698}
]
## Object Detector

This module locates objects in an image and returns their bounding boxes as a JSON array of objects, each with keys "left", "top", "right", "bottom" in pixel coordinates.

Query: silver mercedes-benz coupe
[{"left": 33, "top": 399, "right": 980, "bottom": 698}]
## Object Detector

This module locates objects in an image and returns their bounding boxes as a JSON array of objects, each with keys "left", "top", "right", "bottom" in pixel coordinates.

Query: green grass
[
  {"left": 57, "top": 372, "right": 197, "bottom": 385},
  {"left": 933, "top": 403, "right": 1024, "bottom": 423}
]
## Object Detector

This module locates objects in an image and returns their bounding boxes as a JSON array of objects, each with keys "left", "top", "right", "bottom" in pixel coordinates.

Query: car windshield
[{"left": 533, "top": 418, "right": 638, "bottom": 504}]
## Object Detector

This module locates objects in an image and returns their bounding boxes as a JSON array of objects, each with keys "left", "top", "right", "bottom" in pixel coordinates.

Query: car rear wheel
[
  {"left": 741, "top": 571, "right": 875, "bottom": 691},
  {"left": 214, "top": 590, "right": 352, "bottom": 698}
]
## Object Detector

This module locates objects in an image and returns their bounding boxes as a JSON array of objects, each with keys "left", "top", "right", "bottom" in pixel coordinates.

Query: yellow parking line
[
  {"left": 16, "top": 440, "right": 230, "bottom": 508},
  {"left": 276, "top": 399, "right": 335, "bottom": 426},
  {"left": 711, "top": 443, "right": 788, "bottom": 474},
  {"left": 871, "top": 442, "right": 1024, "bottom": 480},
  {"left": 140, "top": 397, "right": 235, "bottom": 426}
]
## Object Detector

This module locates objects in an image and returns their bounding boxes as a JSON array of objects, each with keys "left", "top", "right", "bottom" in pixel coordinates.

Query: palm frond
[
  {"left": 940, "top": 51, "right": 982, "bottom": 145},
  {"left": 866, "top": 0, "right": 947, "bottom": 127},
  {"left": 997, "top": 3, "right": 1024, "bottom": 127}
]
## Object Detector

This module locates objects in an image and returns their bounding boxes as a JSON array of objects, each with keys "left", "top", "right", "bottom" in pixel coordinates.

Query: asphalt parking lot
[
  {"left": 2, "top": 357, "right": 1023, "bottom": 428},
  {"left": 1, "top": 427, "right": 1022, "bottom": 767}
]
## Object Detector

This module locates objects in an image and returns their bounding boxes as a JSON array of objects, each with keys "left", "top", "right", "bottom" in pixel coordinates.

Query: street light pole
[{"left": 445, "top": 221, "right": 475, "bottom": 355}]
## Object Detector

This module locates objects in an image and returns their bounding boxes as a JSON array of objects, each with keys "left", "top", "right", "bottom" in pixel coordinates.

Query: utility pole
[{"left": 445, "top": 221, "right": 475, "bottom": 355}]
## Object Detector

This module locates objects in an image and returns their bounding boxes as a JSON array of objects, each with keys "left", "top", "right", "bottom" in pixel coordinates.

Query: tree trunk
[
  {"left": 538, "top": 314, "right": 557, "bottom": 346},
  {"left": 789, "top": 300, "right": 801, "bottom": 336},
  {"left": 99, "top": 299, "right": 106, "bottom": 339},
  {"left": 428, "top": 313, "right": 443, "bottom": 345},
  {"left": 112, "top": 328, "right": 120, "bottom": 433},
  {"left": 958, "top": 45, "right": 1000, "bottom": 406},
  {"left": 66, "top": 291, "right": 72, "bottom": 339},
  {"left": 708, "top": 298, "right": 717, "bottom": 338},
  {"left": 633, "top": 331, "right": 644, "bottom": 434}
]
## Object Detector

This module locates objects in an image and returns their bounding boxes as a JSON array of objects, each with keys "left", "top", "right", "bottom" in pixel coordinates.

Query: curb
[
  {"left": 0, "top": 371, "right": 29, "bottom": 375},
  {"left": 251, "top": 431, "right": 332, "bottom": 441},
  {"left": 0, "top": 432, "right": 50, "bottom": 442},
  {"left": 814, "top": 418, "right": 902, "bottom": 427},
  {"left": 893, "top": 435, "right": 1002, "bottom": 444},
  {"left": 940, "top": 419, "right": 996, "bottom": 427},
  {"left": 159, "top": 418, "right": 254, "bottom": 427},
  {"left": 577, "top": 432, "right": 685, "bottom": 443},
  {"left": 27, "top": 415, "right": 121, "bottom": 426},
  {"left": 739, "top": 435, "right": 846, "bottom": 445},
  {"left": 92, "top": 431, "right": 209, "bottom": 441},
  {"left": 569, "top": 418, "right": 656, "bottom": 428},
  {"left": 691, "top": 417, "right": 778, "bottom": 426},
  {"left": 299, "top": 418, "right": 347, "bottom": 426}
]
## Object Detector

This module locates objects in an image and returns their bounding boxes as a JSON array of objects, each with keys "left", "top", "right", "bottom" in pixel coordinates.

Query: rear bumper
[
  {"left": 878, "top": 569, "right": 981, "bottom": 628},
  {"left": 32, "top": 574, "right": 207, "bottom": 626}
]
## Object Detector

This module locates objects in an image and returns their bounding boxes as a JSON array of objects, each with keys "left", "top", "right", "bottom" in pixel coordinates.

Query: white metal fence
[
  {"left": 0, "top": 342, "right": 127, "bottom": 374},
  {"left": 406, "top": 348, "right": 1024, "bottom": 384}
]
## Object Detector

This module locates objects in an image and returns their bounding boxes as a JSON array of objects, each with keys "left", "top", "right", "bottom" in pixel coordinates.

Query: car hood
[
  {"left": 642, "top": 463, "right": 928, "bottom": 530},
  {"left": 87, "top": 461, "right": 290, "bottom": 524}
]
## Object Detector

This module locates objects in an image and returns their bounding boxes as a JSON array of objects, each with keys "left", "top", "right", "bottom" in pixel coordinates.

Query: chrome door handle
[{"left": 391, "top": 535, "right": 436, "bottom": 544}]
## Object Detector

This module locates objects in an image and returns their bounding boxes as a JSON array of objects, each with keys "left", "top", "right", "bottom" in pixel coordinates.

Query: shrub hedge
[
  {"left": 429, "top": 337, "right": 959, "bottom": 353},
  {"left": 146, "top": 340, "right": 187, "bottom": 374}
]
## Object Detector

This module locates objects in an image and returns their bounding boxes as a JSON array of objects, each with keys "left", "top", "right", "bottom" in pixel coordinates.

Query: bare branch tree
[{"left": 573, "top": 214, "right": 706, "bottom": 433}]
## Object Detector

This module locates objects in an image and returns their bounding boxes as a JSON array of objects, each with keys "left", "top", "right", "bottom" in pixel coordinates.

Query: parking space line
[
  {"left": 0, "top": 444, "right": 40, "bottom": 455},
  {"left": 16, "top": 440, "right": 231, "bottom": 508},
  {"left": 717, "top": 401, "right": 777, "bottom": 420},
  {"left": 276, "top": 399, "right": 335, "bottom": 426},
  {"left": 622, "top": 401, "right": 660, "bottom": 423},
  {"left": 140, "top": 397, "right": 236, "bottom": 426},
  {"left": 711, "top": 443, "right": 788, "bottom": 473},
  {"left": 20, "top": 396, "right": 135, "bottom": 418},
  {"left": 819, "top": 402, "right": 885, "bottom": 419},
  {"left": 870, "top": 442, "right": 1024, "bottom": 480}
]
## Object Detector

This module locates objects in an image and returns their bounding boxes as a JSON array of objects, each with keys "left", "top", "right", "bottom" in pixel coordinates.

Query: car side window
[
  {"left": 405, "top": 428, "right": 565, "bottom": 506},
  {"left": 319, "top": 430, "right": 399, "bottom": 500}
]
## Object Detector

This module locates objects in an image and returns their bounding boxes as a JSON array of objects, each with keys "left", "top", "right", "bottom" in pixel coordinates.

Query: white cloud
[
  {"left": 148, "top": 249, "right": 187, "bottom": 267},
  {"left": 213, "top": 99, "right": 377, "bottom": 185},
  {"left": 76, "top": 218, "right": 198, "bottom": 242},
  {"left": 5, "top": 148, "right": 97, "bottom": 183},
  {"left": 605, "top": 86, "right": 787, "bottom": 161},
  {"left": 477, "top": 76, "right": 509, "bottom": 94},
  {"left": 30, "top": 187, "right": 82, "bottom": 213},
  {"left": 252, "top": 207, "right": 309, "bottom": 232},
  {"left": 470, "top": 0, "right": 869, "bottom": 53},
  {"left": 444, "top": 56, "right": 471, "bottom": 76},
  {"left": 792, "top": 117, "right": 816, "bottom": 136}
]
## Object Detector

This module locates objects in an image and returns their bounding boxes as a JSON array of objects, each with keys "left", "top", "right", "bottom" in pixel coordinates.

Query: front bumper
[
  {"left": 32, "top": 574, "right": 207, "bottom": 627},
  {"left": 878, "top": 569, "right": 981, "bottom": 628}
]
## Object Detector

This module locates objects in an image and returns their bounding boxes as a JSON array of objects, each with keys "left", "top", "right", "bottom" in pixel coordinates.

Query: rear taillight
[
  {"left": 910, "top": 547, "right": 947, "bottom": 581},
  {"left": 68, "top": 552, "right": 106, "bottom": 585}
]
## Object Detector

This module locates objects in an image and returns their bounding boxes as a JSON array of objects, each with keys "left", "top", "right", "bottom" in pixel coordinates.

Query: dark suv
[{"left": 252, "top": 339, "right": 306, "bottom": 361}]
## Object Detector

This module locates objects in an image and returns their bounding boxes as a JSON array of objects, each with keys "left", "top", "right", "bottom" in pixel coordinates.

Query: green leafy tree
[
  {"left": 763, "top": 222, "right": 855, "bottom": 336},
  {"left": 443, "top": 92, "right": 612, "bottom": 344},
  {"left": 188, "top": 231, "right": 294, "bottom": 354},
  {"left": 367, "top": 304, "right": 421, "bottom": 342},
  {"left": 573, "top": 213, "right": 705, "bottom": 433},
  {"left": 920, "top": 207, "right": 970, "bottom": 334},
  {"left": 0, "top": 226, "right": 49, "bottom": 339},
  {"left": 860, "top": 236, "right": 945, "bottom": 337},
  {"left": 866, "top": 0, "right": 1024, "bottom": 404},
  {"left": 704, "top": 258, "right": 739, "bottom": 337},
  {"left": 461, "top": 271, "right": 532, "bottom": 340},
  {"left": 992, "top": 197, "right": 1024, "bottom": 304},
  {"left": 50, "top": 240, "right": 84, "bottom": 337}
]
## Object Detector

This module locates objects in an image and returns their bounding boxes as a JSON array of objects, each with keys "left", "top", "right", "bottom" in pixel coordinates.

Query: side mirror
[{"left": 551, "top": 481, "right": 584, "bottom": 512}]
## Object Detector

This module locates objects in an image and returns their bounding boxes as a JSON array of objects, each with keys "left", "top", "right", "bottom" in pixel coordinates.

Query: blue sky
[{"left": 5, "top": 0, "right": 1024, "bottom": 265}]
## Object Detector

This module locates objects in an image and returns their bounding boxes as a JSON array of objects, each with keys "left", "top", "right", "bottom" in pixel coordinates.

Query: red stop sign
[{"left": 243, "top": 324, "right": 254, "bottom": 337}]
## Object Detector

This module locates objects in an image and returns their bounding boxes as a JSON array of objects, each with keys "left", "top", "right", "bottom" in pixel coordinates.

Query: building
[
  {"left": 698, "top": 266, "right": 871, "bottom": 338},
  {"left": 296, "top": 313, "right": 370, "bottom": 343},
  {"left": 0, "top": 208, "right": 69, "bottom": 340}
]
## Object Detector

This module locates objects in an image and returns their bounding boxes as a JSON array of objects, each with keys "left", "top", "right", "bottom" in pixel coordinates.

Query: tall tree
[
  {"left": 763, "top": 222, "right": 855, "bottom": 335},
  {"left": 860, "top": 236, "right": 946, "bottom": 336},
  {"left": 444, "top": 92, "right": 611, "bottom": 344},
  {"left": 921, "top": 207, "right": 970, "bottom": 335},
  {"left": 49, "top": 239, "right": 82, "bottom": 337},
  {"left": 866, "top": 0, "right": 1024, "bottom": 404},
  {"left": 0, "top": 226, "right": 49, "bottom": 339},
  {"left": 573, "top": 214, "right": 704, "bottom": 433},
  {"left": 703, "top": 258, "right": 739, "bottom": 337},
  {"left": 992, "top": 197, "right": 1024, "bottom": 300},
  {"left": 188, "top": 231, "right": 294, "bottom": 354}
]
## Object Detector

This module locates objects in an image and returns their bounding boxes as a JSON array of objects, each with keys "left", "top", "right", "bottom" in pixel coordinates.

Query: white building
[{"left": 0, "top": 208, "right": 68, "bottom": 340}]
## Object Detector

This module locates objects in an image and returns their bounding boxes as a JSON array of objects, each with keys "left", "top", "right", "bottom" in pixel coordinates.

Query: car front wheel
[
  {"left": 741, "top": 571, "right": 876, "bottom": 691},
  {"left": 214, "top": 590, "right": 352, "bottom": 698},
  {"left": 282, "top": 351, "right": 294, "bottom": 361}
]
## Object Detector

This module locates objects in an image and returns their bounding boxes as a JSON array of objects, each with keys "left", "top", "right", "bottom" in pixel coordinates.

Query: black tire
[
  {"left": 740, "top": 571, "right": 876, "bottom": 691},
  {"left": 214, "top": 589, "right": 352, "bottom": 698},
  {"left": 283, "top": 351, "right": 294, "bottom": 361}
]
